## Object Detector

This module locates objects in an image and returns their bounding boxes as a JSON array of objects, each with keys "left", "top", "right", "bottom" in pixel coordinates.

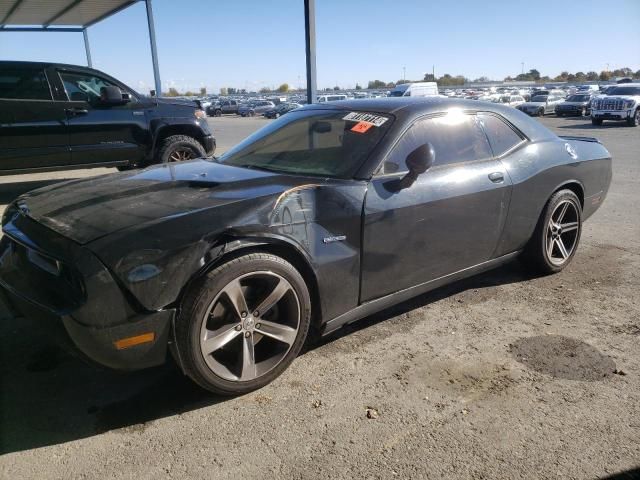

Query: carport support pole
[
  {"left": 145, "top": 0, "right": 162, "bottom": 96},
  {"left": 83, "top": 28, "right": 92, "bottom": 68},
  {"left": 304, "top": 0, "right": 317, "bottom": 104}
]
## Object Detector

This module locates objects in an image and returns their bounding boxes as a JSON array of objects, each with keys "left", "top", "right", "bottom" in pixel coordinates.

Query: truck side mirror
[{"left": 99, "top": 86, "right": 128, "bottom": 105}]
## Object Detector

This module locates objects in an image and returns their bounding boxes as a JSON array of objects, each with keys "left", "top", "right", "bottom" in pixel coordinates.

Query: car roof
[{"left": 302, "top": 97, "right": 556, "bottom": 141}]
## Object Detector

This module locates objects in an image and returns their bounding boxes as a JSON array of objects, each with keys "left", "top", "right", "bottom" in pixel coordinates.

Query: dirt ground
[{"left": 0, "top": 115, "right": 638, "bottom": 480}]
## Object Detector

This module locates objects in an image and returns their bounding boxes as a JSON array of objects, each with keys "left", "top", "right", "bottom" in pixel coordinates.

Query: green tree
[
  {"left": 277, "top": 83, "right": 289, "bottom": 93},
  {"left": 184, "top": 90, "right": 196, "bottom": 97},
  {"left": 367, "top": 80, "right": 386, "bottom": 89},
  {"left": 586, "top": 71, "right": 599, "bottom": 81},
  {"left": 200, "top": 87, "right": 207, "bottom": 95},
  {"left": 423, "top": 73, "right": 436, "bottom": 81},
  {"left": 167, "top": 87, "right": 179, "bottom": 97},
  {"left": 355, "top": 83, "right": 362, "bottom": 90},
  {"left": 599, "top": 71, "right": 611, "bottom": 81},
  {"left": 259, "top": 87, "right": 271, "bottom": 93},
  {"left": 219, "top": 87, "right": 228, "bottom": 95},
  {"left": 333, "top": 86, "right": 341, "bottom": 91}
]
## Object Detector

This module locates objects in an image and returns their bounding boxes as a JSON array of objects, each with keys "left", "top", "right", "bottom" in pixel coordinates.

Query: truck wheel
[
  {"left": 214, "top": 109, "right": 222, "bottom": 117},
  {"left": 176, "top": 253, "right": 311, "bottom": 395},
  {"left": 157, "top": 135, "right": 206, "bottom": 163},
  {"left": 626, "top": 109, "right": 639, "bottom": 127},
  {"left": 521, "top": 189, "right": 582, "bottom": 275},
  {"left": 592, "top": 118, "right": 603, "bottom": 126}
]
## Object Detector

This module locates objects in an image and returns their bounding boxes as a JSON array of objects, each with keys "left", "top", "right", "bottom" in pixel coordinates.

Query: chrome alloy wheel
[
  {"left": 169, "top": 148, "right": 195, "bottom": 162},
  {"left": 546, "top": 200, "right": 580, "bottom": 266},
  {"left": 199, "top": 271, "right": 300, "bottom": 382}
]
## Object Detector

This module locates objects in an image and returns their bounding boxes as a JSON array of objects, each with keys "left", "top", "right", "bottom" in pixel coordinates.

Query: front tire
[
  {"left": 538, "top": 108, "right": 545, "bottom": 117},
  {"left": 522, "top": 189, "right": 582, "bottom": 274},
  {"left": 176, "top": 253, "right": 311, "bottom": 395},
  {"left": 157, "top": 135, "right": 206, "bottom": 164},
  {"left": 626, "top": 108, "right": 639, "bottom": 127}
]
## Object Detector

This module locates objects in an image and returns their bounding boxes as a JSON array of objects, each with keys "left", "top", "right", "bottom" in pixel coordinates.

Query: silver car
[
  {"left": 516, "top": 95, "right": 564, "bottom": 117},
  {"left": 239, "top": 101, "right": 276, "bottom": 117}
]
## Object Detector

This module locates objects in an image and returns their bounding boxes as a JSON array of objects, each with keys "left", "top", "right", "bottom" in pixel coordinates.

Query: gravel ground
[{"left": 0, "top": 115, "right": 638, "bottom": 480}]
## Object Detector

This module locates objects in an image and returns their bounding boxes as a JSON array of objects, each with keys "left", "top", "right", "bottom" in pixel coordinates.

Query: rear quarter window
[
  {"left": 478, "top": 112, "right": 525, "bottom": 157},
  {"left": 0, "top": 68, "right": 51, "bottom": 100}
]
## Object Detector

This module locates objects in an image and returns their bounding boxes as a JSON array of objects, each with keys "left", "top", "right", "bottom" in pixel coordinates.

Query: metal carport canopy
[
  {"left": 0, "top": 0, "right": 318, "bottom": 103},
  {"left": 0, "top": 0, "right": 164, "bottom": 98}
]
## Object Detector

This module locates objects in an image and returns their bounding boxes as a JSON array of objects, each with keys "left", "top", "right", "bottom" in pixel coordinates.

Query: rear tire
[
  {"left": 214, "top": 109, "right": 222, "bottom": 117},
  {"left": 157, "top": 135, "right": 206, "bottom": 164},
  {"left": 176, "top": 253, "right": 311, "bottom": 395},
  {"left": 521, "top": 189, "right": 582, "bottom": 275}
]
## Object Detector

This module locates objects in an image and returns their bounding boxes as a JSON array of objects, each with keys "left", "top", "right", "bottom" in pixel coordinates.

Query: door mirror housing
[
  {"left": 398, "top": 143, "right": 435, "bottom": 189},
  {"left": 99, "top": 86, "right": 128, "bottom": 105}
]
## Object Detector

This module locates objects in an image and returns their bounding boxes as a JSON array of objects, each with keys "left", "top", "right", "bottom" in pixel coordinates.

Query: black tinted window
[
  {"left": 59, "top": 71, "right": 123, "bottom": 103},
  {"left": 382, "top": 113, "right": 492, "bottom": 174},
  {"left": 478, "top": 113, "right": 524, "bottom": 157},
  {"left": 608, "top": 86, "right": 640, "bottom": 96},
  {"left": 0, "top": 68, "right": 51, "bottom": 100}
]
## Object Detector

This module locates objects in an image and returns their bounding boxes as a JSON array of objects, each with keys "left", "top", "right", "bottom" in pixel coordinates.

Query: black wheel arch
[
  {"left": 151, "top": 123, "right": 209, "bottom": 159},
  {"left": 172, "top": 235, "right": 323, "bottom": 328}
]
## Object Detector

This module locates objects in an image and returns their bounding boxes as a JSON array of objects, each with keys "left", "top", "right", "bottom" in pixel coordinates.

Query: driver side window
[
  {"left": 59, "top": 71, "right": 128, "bottom": 104},
  {"left": 379, "top": 113, "right": 492, "bottom": 175}
]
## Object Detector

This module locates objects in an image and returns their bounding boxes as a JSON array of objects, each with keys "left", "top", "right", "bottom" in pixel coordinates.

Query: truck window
[
  {"left": 59, "top": 71, "right": 126, "bottom": 103},
  {"left": 0, "top": 68, "right": 51, "bottom": 100}
]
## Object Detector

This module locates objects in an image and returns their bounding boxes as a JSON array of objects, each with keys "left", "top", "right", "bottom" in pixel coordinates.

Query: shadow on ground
[{"left": 0, "top": 261, "right": 532, "bottom": 454}]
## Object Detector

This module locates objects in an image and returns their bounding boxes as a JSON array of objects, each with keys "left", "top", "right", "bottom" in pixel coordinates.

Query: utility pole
[
  {"left": 521, "top": 62, "right": 524, "bottom": 75},
  {"left": 402, "top": 66, "right": 406, "bottom": 82}
]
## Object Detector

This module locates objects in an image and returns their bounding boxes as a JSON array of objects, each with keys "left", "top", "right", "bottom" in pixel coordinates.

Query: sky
[{"left": 1, "top": 0, "right": 639, "bottom": 94}]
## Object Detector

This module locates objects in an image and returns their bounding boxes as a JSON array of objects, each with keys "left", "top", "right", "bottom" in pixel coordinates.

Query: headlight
[
  {"left": 194, "top": 109, "right": 206, "bottom": 119},
  {"left": 2, "top": 202, "right": 18, "bottom": 227},
  {"left": 623, "top": 100, "right": 635, "bottom": 109}
]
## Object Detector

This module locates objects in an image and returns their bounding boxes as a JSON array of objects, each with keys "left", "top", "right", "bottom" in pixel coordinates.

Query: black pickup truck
[{"left": 0, "top": 61, "right": 216, "bottom": 174}]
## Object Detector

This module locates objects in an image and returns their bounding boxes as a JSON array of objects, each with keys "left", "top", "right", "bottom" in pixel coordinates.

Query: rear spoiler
[{"left": 559, "top": 135, "right": 601, "bottom": 144}]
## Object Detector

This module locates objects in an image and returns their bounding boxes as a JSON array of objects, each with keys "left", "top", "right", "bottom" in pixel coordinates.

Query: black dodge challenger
[{"left": 0, "top": 98, "right": 612, "bottom": 394}]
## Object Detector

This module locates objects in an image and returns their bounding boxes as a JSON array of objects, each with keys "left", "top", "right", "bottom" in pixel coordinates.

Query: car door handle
[
  {"left": 65, "top": 108, "right": 89, "bottom": 115},
  {"left": 488, "top": 172, "right": 504, "bottom": 183}
]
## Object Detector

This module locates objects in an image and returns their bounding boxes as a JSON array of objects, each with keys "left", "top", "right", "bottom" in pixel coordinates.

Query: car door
[
  {"left": 0, "top": 65, "right": 69, "bottom": 171},
  {"left": 360, "top": 112, "right": 513, "bottom": 301},
  {"left": 55, "top": 69, "right": 148, "bottom": 167}
]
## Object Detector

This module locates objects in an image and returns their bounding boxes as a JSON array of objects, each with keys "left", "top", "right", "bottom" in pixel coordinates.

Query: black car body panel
[
  {"left": 0, "top": 61, "right": 215, "bottom": 175},
  {"left": 0, "top": 98, "right": 612, "bottom": 371}
]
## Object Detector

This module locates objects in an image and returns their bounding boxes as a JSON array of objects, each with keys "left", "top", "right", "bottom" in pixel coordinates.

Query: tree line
[{"left": 366, "top": 67, "right": 639, "bottom": 89}]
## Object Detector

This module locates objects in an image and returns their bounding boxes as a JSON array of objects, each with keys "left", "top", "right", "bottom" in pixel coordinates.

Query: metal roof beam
[
  {"left": 0, "top": 0, "right": 25, "bottom": 27},
  {"left": 42, "top": 0, "right": 84, "bottom": 27},
  {"left": 84, "top": 0, "right": 139, "bottom": 27},
  {"left": 0, "top": 26, "right": 83, "bottom": 32}
]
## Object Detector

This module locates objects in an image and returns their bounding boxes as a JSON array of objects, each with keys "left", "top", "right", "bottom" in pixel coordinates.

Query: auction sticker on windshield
[{"left": 342, "top": 112, "right": 389, "bottom": 127}]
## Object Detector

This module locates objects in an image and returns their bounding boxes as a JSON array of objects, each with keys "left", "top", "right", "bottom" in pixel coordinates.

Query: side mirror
[
  {"left": 99, "top": 86, "right": 128, "bottom": 105},
  {"left": 398, "top": 143, "right": 435, "bottom": 189}
]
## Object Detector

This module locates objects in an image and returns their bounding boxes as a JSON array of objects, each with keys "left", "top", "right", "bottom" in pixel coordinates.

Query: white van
[
  {"left": 389, "top": 82, "right": 439, "bottom": 97},
  {"left": 317, "top": 94, "right": 348, "bottom": 103}
]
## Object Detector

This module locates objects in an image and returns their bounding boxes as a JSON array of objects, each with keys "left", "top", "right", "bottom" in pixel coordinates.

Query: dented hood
[{"left": 15, "top": 160, "right": 313, "bottom": 245}]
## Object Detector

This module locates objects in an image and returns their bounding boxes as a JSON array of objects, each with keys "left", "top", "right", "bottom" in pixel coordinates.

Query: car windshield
[
  {"left": 607, "top": 86, "right": 640, "bottom": 96},
  {"left": 567, "top": 95, "right": 590, "bottom": 102},
  {"left": 531, "top": 95, "right": 548, "bottom": 102},
  {"left": 216, "top": 109, "right": 393, "bottom": 178}
]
